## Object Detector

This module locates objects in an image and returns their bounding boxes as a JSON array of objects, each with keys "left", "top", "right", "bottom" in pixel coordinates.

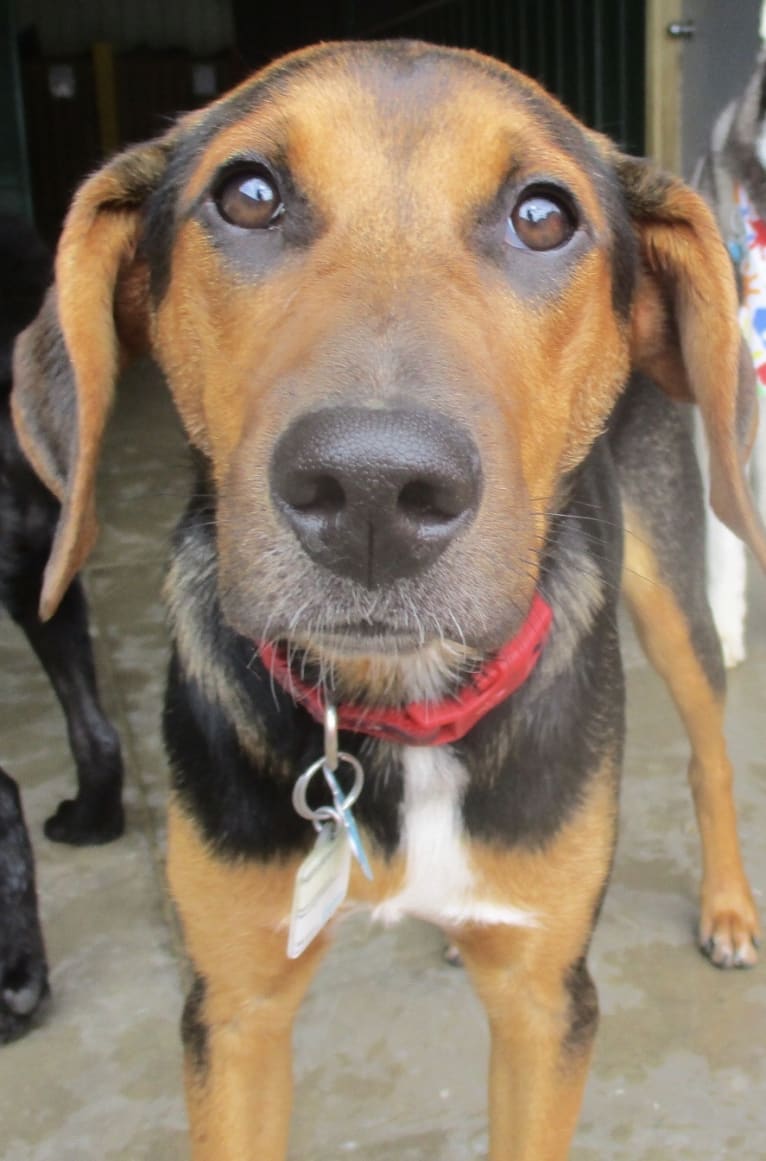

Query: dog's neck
[{"left": 257, "top": 593, "right": 553, "bottom": 746}]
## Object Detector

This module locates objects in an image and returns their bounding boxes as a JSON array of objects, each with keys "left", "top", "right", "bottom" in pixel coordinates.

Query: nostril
[
  {"left": 397, "top": 479, "right": 465, "bottom": 525},
  {"left": 285, "top": 473, "right": 346, "bottom": 516}
]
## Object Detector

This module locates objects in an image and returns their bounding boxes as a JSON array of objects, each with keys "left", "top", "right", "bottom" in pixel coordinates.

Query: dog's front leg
[
  {"left": 454, "top": 924, "right": 596, "bottom": 1161},
  {"left": 167, "top": 801, "right": 329, "bottom": 1161}
]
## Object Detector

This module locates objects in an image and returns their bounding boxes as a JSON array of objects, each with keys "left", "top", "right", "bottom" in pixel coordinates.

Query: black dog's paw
[
  {"left": 0, "top": 951, "right": 50, "bottom": 1044},
  {"left": 44, "top": 791, "right": 125, "bottom": 846},
  {"left": 0, "top": 768, "right": 49, "bottom": 1044}
]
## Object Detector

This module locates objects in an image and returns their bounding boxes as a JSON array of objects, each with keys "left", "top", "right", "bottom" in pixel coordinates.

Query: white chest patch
[{"left": 371, "top": 746, "right": 538, "bottom": 931}]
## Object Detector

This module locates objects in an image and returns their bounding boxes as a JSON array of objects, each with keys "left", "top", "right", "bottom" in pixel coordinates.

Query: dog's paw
[
  {"left": 709, "top": 603, "right": 747, "bottom": 668},
  {"left": 718, "top": 630, "right": 747, "bottom": 670},
  {"left": 699, "top": 894, "right": 760, "bottom": 969},
  {"left": 708, "top": 591, "right": 747, "bottom": 668},
  {"left": 44, "top": 793, "right": 124, "bottom": 845},
  {"left": 443, "top": 943, "right": 463, "bottom": 967},
  {"left": 0, "top": 954, "right": 50, "bottom": 1044},
  {"left": 0, "top": 768, "right": 50, "bottom": 1043}
]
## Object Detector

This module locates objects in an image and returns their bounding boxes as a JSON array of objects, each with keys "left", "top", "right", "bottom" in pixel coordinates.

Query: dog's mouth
[
  {"left": 283, "top": 621, "right": 442, "bottom": 654},
  {"left": 257, "top": 593, "right": 553, "bottom": 734}
]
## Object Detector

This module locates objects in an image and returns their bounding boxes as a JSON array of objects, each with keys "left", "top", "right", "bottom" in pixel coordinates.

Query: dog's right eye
[
  {"left": 214, "top": 168, "right": 284, "bottom": 229},
  {"left": 506, "top": 187, "right": 577, "bottom": 252}
]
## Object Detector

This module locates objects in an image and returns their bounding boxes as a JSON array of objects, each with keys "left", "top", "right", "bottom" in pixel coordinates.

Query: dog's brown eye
[
  {"left": 507, "top": 191, "right": 575, "bottom": 251},
  {"left": 215, "top": 169, "right": 283, "bottom": 229}
]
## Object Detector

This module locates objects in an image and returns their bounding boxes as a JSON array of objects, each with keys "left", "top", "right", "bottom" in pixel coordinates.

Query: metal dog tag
[
  {"left": 287, "top": 703, "right": 374, "bottom": 956},
  {"left": 287, "top": 822, "right": 351, "bottom": 959},
  {"left": 324, "top": 765, "right": 373, "bottom": 880},
  {"left": 292, "top": 703, "right": 374, "bottom": 880}
]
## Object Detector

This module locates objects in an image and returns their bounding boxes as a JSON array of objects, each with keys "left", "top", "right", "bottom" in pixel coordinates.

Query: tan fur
[
  {"left": 167, "top": 800, "right": 408, "bottom": 1160},
  {"left": 622, "top": 509, "right": 760, "bottom": 966},
  {"left": 169, "top": 757, "right": 616, "bottom": 1161},
  {"left": 447, "top": 766, "right": 618, "bottom": 1160},
  {"left": 620, "top": 165, "right": 766, "bottom": 567}
]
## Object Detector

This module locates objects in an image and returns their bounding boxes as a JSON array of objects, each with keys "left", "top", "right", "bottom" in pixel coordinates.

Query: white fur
[
  {"left": 707, "top": 516, "right": 748, "bottom": 667},
  {"left": 756, "top": 120, "right": 766, "bottom": 173},
  {"left": 372, "top": 746, "right": 538, "bottom": 930},
  {"left": 697, "top": 401, "right": 766, "bottom": 668}
]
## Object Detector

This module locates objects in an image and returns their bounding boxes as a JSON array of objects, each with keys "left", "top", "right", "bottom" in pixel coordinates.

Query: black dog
[
  {"left": 1, "top": 213, "right": 124, "bottom": 846},
  {"left": 1, "top": 215, "right": 124, "bottom": 1040},
  {"left": 0, "top": 764, "right": 48, "bottom": 1043}
]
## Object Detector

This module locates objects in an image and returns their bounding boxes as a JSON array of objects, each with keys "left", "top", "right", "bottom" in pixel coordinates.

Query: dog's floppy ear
[
  {"left": 619, "top": 153, "right": 766, "bottom": 571},
  {"left": 11, "top": 139, "right": 169, "bottom": 619}
]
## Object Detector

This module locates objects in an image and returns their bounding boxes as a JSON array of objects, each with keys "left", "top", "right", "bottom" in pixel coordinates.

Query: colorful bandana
[{"left": 735, "top": 182, "right": 766, "bottom": 396}]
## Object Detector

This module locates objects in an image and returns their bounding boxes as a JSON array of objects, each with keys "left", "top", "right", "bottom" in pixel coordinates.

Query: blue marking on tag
[{"left": 325, "top": 767, "right": 374, "bottom": 880}]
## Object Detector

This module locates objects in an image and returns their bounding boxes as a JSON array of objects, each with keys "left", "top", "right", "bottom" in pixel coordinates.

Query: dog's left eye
[
  {"left": 506, "top": 189, "right": 576, "bottom": 251},
  {"left": 214, "top": 168, "right": 284, "bottom": 229}
]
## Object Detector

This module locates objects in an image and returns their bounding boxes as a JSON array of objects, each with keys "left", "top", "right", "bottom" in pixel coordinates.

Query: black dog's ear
[
  {"left": 11, "top": 139, "right": 169, "bottom": 620},
  {"left": 618, "top": 153, "right": 766, "bottom": 572}
]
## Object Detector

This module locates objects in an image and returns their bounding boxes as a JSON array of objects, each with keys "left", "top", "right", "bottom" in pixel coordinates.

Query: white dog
[{"left": 695, "top": 50, "right": 766, "bottom": 666}]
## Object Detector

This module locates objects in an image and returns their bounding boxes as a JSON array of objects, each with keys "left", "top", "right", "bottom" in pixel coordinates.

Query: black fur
[
  {"left": 0, "top": 765, "right": 48, "bottom": 1043},
  {"left": 164, "top": 649, "right": 316, "bottom": 860},
  {"left": 612, "top": 376, "right": 727, "bottom": 696},
  {"left": 562, "top": 956, "right": 599, "bottom": 1056},
  {"left": 181, "top": 972, "right": 209, "bottom": 1076}
]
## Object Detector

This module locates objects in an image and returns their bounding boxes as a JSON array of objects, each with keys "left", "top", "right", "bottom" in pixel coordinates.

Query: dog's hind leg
[
  {"left": 615, "top": 385, "right": 759, "bottom": 967},
  {"left": 6, "top": 574, "right": 124, "bottom": 845},
  {"left": 622, "top": 520, "right": 759, "bottom": 966},
  {"left": 168, "top": 802, "right": 330, "bottom": 1161}
]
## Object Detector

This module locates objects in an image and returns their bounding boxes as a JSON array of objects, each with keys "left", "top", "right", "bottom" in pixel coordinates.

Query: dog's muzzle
[{"left": 269, "top": 406, "right": 483, "bottom": 588}]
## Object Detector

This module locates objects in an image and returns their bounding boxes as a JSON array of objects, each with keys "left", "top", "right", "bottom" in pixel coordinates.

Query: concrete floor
[{"left": 1, "top": 361, "right": 765, "bottom": 1160}]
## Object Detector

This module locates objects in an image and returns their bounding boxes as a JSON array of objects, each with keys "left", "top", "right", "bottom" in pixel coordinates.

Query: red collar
[{"left": 257, "top": 593, "right": 552, "bottom": 747}]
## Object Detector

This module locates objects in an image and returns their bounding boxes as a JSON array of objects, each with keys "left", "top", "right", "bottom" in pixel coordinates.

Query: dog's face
[
  {"left": 147, "top": 45, "right": 632, "bottom": 676},
  {"left": 11, "top": 41, "right": 766, "bottom": 693}
]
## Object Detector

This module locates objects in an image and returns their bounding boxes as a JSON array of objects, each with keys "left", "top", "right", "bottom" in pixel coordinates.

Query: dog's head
[{"left": 12, "top": 41, "right": 766, "bottom": 700}]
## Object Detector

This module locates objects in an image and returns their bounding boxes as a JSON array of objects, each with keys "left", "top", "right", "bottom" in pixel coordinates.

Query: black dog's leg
[
  {"left": 8, "top": 577, "right": 124, "bottom": 845},
  {"left": 0, "top": 766, "right": 49, "bottom": 1042}
]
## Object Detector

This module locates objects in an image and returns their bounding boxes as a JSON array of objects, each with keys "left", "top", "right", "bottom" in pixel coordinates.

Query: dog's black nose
[{"left": 270, "top": 407, "right": 482, "bottom": 587}]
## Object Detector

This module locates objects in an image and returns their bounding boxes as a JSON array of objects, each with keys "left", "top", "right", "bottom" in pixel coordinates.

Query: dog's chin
[{"left": 273, "top": 628, "right": 480, "bottom": 707}]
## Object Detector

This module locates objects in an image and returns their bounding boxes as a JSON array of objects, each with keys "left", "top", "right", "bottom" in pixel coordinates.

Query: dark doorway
[{"left": 233, "top": 0, "right": 645, "bottom": 154}]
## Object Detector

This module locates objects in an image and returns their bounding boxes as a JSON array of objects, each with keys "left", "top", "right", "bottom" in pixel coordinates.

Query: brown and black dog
[{"left": 11, "top": 40, "right": 766, "bottom": 1161}]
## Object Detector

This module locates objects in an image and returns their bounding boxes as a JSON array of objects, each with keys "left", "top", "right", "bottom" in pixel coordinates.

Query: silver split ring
[{"left": 292, "top": 752, "right": 364, "bottom": 826}]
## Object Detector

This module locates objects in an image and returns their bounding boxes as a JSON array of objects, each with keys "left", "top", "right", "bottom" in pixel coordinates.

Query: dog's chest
[{"left": 369, "top": 746, "right": 538, "bottom": 931}]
